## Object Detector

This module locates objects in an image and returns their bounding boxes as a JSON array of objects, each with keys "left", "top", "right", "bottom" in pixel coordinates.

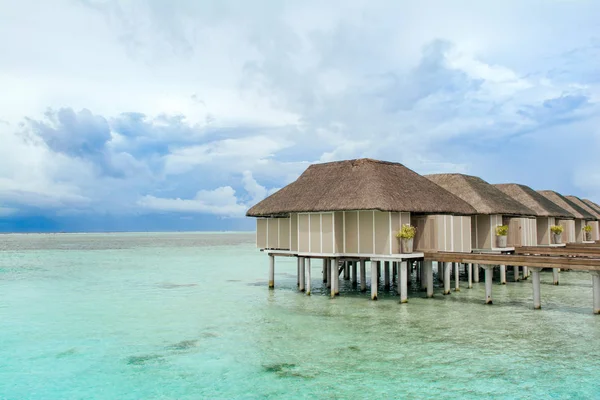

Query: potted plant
[
  {"left": 584, "top": 224, "right": 593, "bottom": 241},
  {"left": 550, "top": 225, "right": 563, "bottom": 244},
  {"left": 396, "top": 224, "right": 416, "bottom": 254},
  {"left": 495, "top": 225, "right": 508, "bottom": 248}
]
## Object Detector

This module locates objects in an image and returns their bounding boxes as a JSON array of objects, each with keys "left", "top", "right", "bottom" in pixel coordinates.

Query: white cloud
[{"left": 137, "top": 186, "right": 247, "bottom": 217}]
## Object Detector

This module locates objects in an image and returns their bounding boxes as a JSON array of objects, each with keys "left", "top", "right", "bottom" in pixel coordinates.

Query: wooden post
[
  {"left": 360, "top": 260, "right": 366, "bottom": 292},
  {"left": 333, "top": 259, "right": 340, "bottom": 295},
  {"left": 530, "top": 267, "right": 541, "bottom": 309},
  {"left": 352, "top": 261, "right": 358, "bottom": 286},
  {"left": 553, "top": 268, "right": 559, "bottom": 285},
  {"left": 371, "top": 261, "right": 379, "bottom": 300},
  {"left": 269, "top": 255, "right": 275, "bottom": 289},
  {"left": 326, "top": 258, "right": 331, "bottom": 288},
  {"left": 421, "top": 261, "right": 427, "bottom": 291},
  {"left": 591, "top": 271, "right": 600, "bottom": 314},
  {"left": 329, "top": 258, "right": 339, "bottom": 298},
  {"left": 425, "top": 260, "right": 434, "bottom": 298},
  {"left": 444, "top": 262, "right": 451, "bottom": 295},
  {"left": 299, "top": 257, "right": 305, "bottom": 292},
  {"left": 467, "top": 263, "right": 473, "bottom": 289},
  {"left": 343, "top": 261, "right": 350, "bottom": 280},
  {"left": 500, "top": 265, "right": 506, "bottom": 285},
  {"left": 522, "top": 266, "right": 529, "bottom": 279},
  {"left": 305, "top": 258, "right": 311, "bottom": 296},
  {"left": 438, "top": 261, "right": 444, "bottom": 283},
  {"left": 322, "top": 258, "right": 327, "bottom": 283},
  {"left": 297, "top": 257, "right": 300, "bottom": 287},
  {"left": 473, "top": 263, "right": 480, "bottom": 283},
  {"left": 454, "top": 262, "right": 460, "bottom": 292},
  {"left": 514, "top": 265, "right": 520, "bottom": 282},
  {"left": 384, "top": 261, "right": 390, "bottom": 289},
  {"left": 393, "top": 263, "right": 397, "bottom": 283},
  {"left": 400, "top": 261, "right": 408, "bottom": 303},
  {"left": 484, "top": 265, "right": 493, "bottom": 304}
]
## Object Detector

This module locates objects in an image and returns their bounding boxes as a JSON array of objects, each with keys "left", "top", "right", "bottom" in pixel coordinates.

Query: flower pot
[
  {"left": 552, "top": 233, "right": 562, "bottom": 244},
  {"left": 585, "top": 232, "right": 592, "bottom": 241},
  {"left": 401, "top": 238, "right": 414, "bottom": 254},
  {"left": 496, "top": 235, "right": 507, "bottom": 248}
]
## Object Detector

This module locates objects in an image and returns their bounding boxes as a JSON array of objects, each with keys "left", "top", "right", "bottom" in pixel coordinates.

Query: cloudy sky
[{"left": 1, "top": 0, "right": 599, "bottom": 232}]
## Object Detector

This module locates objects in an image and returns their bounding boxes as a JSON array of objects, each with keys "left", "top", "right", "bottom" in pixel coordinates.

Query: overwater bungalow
[
  {"left": 537, "top": 191, "right": 595, "bottom": 243},
  {"left": 565, "top": 196, "right": 600, "bottom": 241},
  {"left": 494, "top": 183, "right": 575, "bottom": 246},
  {"left": 425, "top": 174, "right": 536, "bottom": 251},
  {"left": 246, "top": 158, "right": 476, "bottom": 299}
]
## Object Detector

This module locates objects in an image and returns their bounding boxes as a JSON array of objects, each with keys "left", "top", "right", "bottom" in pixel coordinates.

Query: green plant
[
  {"left": 584, "top": 225, "right": 593, "bottom": 233},
  {"left": 495, "top": 225, "right": 509, "bottom": 236},
  {"left": 396, "top": 224, "right": 416, "bottom": 240},
  {"left": 550, "top": 225, "right": 564, "bottom": 234}
]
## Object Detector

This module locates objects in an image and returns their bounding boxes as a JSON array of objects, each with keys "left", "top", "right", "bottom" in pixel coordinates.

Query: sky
[{"left": 0, "top": 0, "right": 599, "bottom": 232}]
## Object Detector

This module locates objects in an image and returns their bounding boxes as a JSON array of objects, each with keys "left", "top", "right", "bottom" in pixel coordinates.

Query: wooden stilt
[
  {"left": 322, "top": 258, "right": 327, "bottom": 283},
  {"left": 591, "top": 271, "right": 600, "bottom": 314},
  {"left": 305, "top": 258, "right": 311, "bottom": 296},
  {"left": 299, "top": 257, "right": 305, "bottom": 292},
  {"left": 438, "top": 262, "right": 444, "bottom": 283},
  {"left": 333, "top": 259, "right": 340, "bottom": 295},
  {"left": 343, "top": 261, "right": 350, "bottom": 280},
  {"left": 425, "top": 260, "right": 434, "bottom": 298},
  {"left": 384, "top": 261, "right": 390, "bottom": 289},
  {"left": 530, "top": 267, "right": 541, "bottom": 309},
  {"left": 400, "top": 261, "right": 408, "bottom": 303},
  {"left": 326, "top": 258, "right": 331, "bottom": 288},
  {"left": 269, "top": 255, "right": 275, "bottom": 289},
  {"left": 473, "top": 263, "right": 480, "bottom": 283},
  {"left": 484, "top": 265, "right": 493, "bottom": 304},
  {"left": 500, "top": 265, "right": 506, "bottom": 285},
  {"left": 297, "top": 257, "right": 300, "bottom": 287},
  {"left": 454, "top": 262, "right": 460, "bottom": 292},
  {"left": 352, "top": 261, "right": 358, "bottom": 286},
  {"left": 467, "top": 263, "right": 473, "bottom": 289},
  {"left": 553, "top": 268, "right": 559, "bottom": 285},
  {"left": 360, "top": 260, "right": 366, "bottom": 292},
  {"left": 371, "top": 261, "right": 379, "bottom": 300},
  {"left": 444, "top": 262, "right": 451, "bottom": 295},
  {"left": 522, "top": 266, "right": 529, "bottom": 279},
  {"left": 330, "top": 258, "right": 336, "bottom": 298},
  {"left": 514, "top": 265, "right": 520, "bottom": 282},
  {"left": 420, "top": 261, "right": 427, "bottom": 291},
  {"left": 393, "top": 263, "right": 397, "bottom": 283}
]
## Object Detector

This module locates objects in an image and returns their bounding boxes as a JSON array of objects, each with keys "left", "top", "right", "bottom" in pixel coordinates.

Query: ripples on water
[{"left": 0, "top": 232, "right": 599, "bottom": 399}]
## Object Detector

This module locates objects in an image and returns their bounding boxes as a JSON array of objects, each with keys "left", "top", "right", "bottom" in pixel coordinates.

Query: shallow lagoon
[{"left": 1, "top": 232, "right": 599, "bottom": 399}]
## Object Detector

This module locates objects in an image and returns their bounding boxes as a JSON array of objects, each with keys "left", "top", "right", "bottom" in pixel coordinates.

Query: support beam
[
  {"left": 454, "top": 262, "right": 460, "bottom": 292},
  {"left": 333, "top": 259, "right": 340, "bottom": 295},
  {"left": 530, "top": 267, "right": 541, "bottom": 309},
  {"left": 269, "top": 255, "right": 275, "bottom": 289},
  {"left": 438, "top": 262, "right": 444, "bottom": 283},
  {"left": 500, "top": 265, "right": 506, "bottom": 285},
  {"left": 360, "top": 260, "right": 366, "bottom": 292},
  {"left": 330, "top": 258, "right": 337, "bottom": 298},
  {"left": 444, "top": 262, "right": 451, "bottom": 295},
  {"left": 322, "top": 259, "right": 327, "bottom": 283},
  {"left": 473, "top": 263, "right": 480, "bottom": 283},
  {"left": 421, "top": 262, "right": 427, "bottom": 291},
  {"left": 484, "top": 265, "right": 493, "bottom": 304},
  {"left": 592, "top": 271, "right": 600, "bottom": 314},
  {"left": 384, "top": 261, "right": 390, "bottom": 289},
  {"left": 425, "top": 260, "right": 434, "bottom": 298},
  {"left": 326, "top": 259, "right": 331, "bottom": 288},
  {"left": 467, "top": 263, "right": 473, "bottom": 289},
  {"left": 522, "top": 266, "right": 529, "bottom": 279},
  {"left": 343, "top": 261, "right": 350, "bottom": 280},
  {"left": 400, "top": 261, "right": 408, "bottom": 303},
  {"left": 297, "top": 257, "right": 300, "bottom": 287},
  {"left": 305, "top": 258, "right": 311, "bottom": 296},
  {"left": 553, "top": 268, "right": 559, "bottom": 285},
  {"left": 299, "top": 257, "right": 305, "bottom": 292},
  {"left": 393, "top": 263, "right": 397, "bottom": 283},
  {"left": 514, "top": 265, "right": 520, "bottom": 282},
  {"left": 371, "top": 261, "right": 379, "bottom": 300},
  {"left": 352, "top": 262, "right": 358, "bottom": 286}
]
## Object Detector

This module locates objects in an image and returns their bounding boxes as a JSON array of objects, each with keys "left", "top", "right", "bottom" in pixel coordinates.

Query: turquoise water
[{"left": 1, "top": 232, "right": 599, "bottom": 399}]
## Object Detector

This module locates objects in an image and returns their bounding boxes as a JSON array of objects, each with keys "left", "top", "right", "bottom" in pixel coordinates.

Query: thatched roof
[
  {"left": 494, "top": 183, "right": 574, "bottom": 218},
  {"left": 537, "top": 190, "right": 596, "bottom": 220},
  {"left": 246, "top": 159, "right": 477, "bottom": 217},
  {"left": 425, "top": 174, "right": 535, "bottom": 216},
  {"left": 583, "top": 199, "right": 600, "bottom": 215},
  {"left": 566, "top": 196, "right": 600, "bottom": 220}
]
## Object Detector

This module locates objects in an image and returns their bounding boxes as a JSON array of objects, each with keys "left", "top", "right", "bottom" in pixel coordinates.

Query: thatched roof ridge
[
  {"left": 582, "top": 199, "right": 600, "bottom": 215},
  {"left": 425, "top": 174, "right": 535, "bottom": 216},
  {"left": 246, "top": 159, "right": 477, "bottom": 217},
  {"left": 565, "top": 196, "right": 600, "bottom": 220},
  {"left": 494, "top": 183, "right": 574, "bottom": 218},
  {"left": 537, "top": 190, "right": 595, "bottom": 220}
]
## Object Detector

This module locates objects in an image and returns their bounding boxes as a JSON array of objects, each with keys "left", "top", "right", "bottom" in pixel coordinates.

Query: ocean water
[{"left": 1, "top": 232, "right": 599, "bottom": 399}]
